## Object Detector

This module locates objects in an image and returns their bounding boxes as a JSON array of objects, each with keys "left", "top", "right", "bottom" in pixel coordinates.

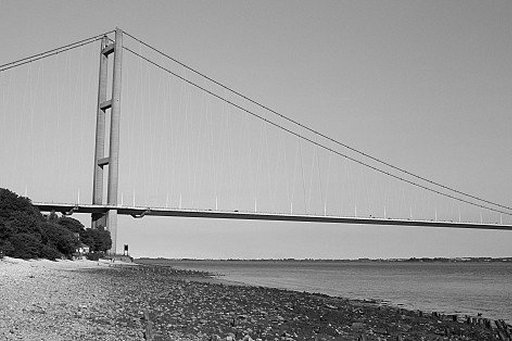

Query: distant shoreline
[{"left": 138, "top": 256, "right": 512, "bottom": 263}]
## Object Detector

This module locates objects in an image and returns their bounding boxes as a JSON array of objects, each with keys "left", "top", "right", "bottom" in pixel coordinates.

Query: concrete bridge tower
[{"left": 91, "top": 28, "right": 123, "bottom": 254}]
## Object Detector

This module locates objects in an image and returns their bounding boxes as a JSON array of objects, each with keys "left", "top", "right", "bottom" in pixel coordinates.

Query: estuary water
[{"left": 147, "top": 259, "right": 512, "bottom": 324}]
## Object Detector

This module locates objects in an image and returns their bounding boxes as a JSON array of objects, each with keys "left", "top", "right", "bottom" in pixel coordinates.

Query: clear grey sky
[{"left": 1, "top": 0, "right": 511, "bottom": 258}]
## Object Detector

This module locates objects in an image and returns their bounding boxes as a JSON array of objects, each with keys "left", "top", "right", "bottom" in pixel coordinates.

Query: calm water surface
[{"left": 152, "top": 260, "right": 512, "bottom": 324}]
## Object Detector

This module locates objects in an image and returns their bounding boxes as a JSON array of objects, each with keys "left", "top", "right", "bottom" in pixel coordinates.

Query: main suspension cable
[
  {"left": 121, "top": 29, "right": 512, "bottom": 212},
  {"left": 123, "top": 46, "right": 512, "bottom": 217},
  {"left": 0, "top": 30, "right": 114, "bottom": 73}
]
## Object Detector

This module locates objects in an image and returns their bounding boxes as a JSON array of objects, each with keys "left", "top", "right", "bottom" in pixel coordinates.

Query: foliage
[
  {"left": 0, "top": 188, "right": 112, "bottom": 260},
  {"left": 39, "top": 244, "right": 62, "bottom": 261},
  {"left": 0, "top": 220, "right": 12, "bottom": 240},
  {"left": 0, "top": 238, "right": 13, "bottom": 258},
  {"left": 9, "top": 233, "right": 42, "bottom": 259},
  {"left": 85, "top": 252, "right": 104, "bottom": 261},
  {"left": 40, "top": 222, "right": 80, "bottom": 256},
  {"left": 0, "top": 188, "right": 40, "bottom": 220},
  {"left": 82, "top": 227, "right": 112, "bottom": 252},
  {"left": 0, "top": 188, "right": 43, "bottom": 244},
  {"left": 56, "top": 216, "right": 85, "bottom": 234},
  {"left": 47, "top": 211, "right": 59, "bottom": 222}
]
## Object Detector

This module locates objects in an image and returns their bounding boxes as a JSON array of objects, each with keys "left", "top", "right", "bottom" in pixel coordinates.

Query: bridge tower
[{"left": 91, "top": 28, "right": 123, "bottom": 254}]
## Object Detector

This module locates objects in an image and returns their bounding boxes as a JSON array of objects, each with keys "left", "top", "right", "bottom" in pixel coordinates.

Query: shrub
[
  {"left": 40, "top": 222, "right": 80, "bottom": 258},
  {"left": 39, "top": 244, "right": 61, "bottom": 261},
  {"left": 0, "top": 188, "right": 106, "bottom": 260},
  {"left": 0, "top": 239, "right": 14, "bottom": 257},
  {"left": 85, "top": 252, "right": 102, "bottom": 261},
  {"left": 56, "top": 216, "right": 85, "bottom": 234},
  {"left": 0, "top": 220, "right": 13, "bottom": 240},
  {"left": 82, "top": 227, "right": 112, "bottom": 252},
  {"left": 0, "top": 188, "right": 41, "bottom": 220},
  {"left": 9, "top": 233, "right": 42, "bottom": 259}
]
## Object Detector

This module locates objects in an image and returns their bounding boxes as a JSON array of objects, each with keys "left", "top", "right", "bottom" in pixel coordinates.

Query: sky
[{"left": 1, "top": 0, "right": 512, "bottom": 258}]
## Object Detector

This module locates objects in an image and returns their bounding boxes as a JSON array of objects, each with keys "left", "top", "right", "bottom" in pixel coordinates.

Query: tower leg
[
  {"left": 91, "top": 28, "right": 123, "bottom": 255},
  {"left": 106, "top": 28, "right": 123, "bottom": 254},
  {"left": 92, "top": 36, "right": 109, "bottom": 230},
  {"left": 106, "top": 210, "right": 118, "bottom": 254}
]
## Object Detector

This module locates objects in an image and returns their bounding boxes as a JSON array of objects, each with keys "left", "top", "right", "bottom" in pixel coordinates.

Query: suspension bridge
[{"left": 1, "top": 28, "right": 511, "bottom": 254}]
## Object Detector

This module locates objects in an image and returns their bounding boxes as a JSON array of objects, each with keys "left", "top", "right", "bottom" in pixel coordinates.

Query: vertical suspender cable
[{"left": 299, "top": 140, "right": 307, "bottom": 214}]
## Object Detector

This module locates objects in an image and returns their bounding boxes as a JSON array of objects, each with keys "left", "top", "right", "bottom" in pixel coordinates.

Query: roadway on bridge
[{"left": 34, "top": 202, "right": 512, "bottom": 231}]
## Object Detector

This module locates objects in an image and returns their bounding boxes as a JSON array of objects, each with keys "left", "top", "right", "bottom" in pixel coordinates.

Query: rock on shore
[
  {"left": 1, "top": 258, "right": 509, "bottom": 341},
  {"left": 0, "top": 257, "right": 143, "bottom": 340},
  {"left": 106, "top": 265, "right": 506, "bottom": 341}
]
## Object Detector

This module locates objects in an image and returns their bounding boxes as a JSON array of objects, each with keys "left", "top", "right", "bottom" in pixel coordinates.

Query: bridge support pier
[{"left": 91, "top": 28, "right": 123, "bottom": 254}]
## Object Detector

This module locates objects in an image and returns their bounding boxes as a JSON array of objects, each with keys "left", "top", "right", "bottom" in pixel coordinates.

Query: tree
[
  {"left": 0, "top": 188, "right": 110, "bottom": 259},
  {"left": 9, "top": 233, "right": 41, "bottom": 259},
  {"left": 0, "top": 238, "right": 14, "bottom": 257},
  {"left": 0, "top": 189, "right": 43, "bottom": 240},
  {"left": 0, "top": 188, "right": 41, "bottom": 221},
  {"left": 96, "top": 227, "right": 112, "bottom": 252},
  {"left": 82, "top": 227, "right": 112, "bottom": 252},
  {"left": 0, "top": 219, "right": 14, "bottom": 240},
  {"left": 40, "top": 222, "right": 80, "bottom": 256},
  {"left": 56, "top": 216, "right": 85, "bottom": 234},
  {"left": 47, "top": 211, "right": 59, "bottom": 222},
  {"left": 0, "top": 188, "right": 70, "bottom": 259},
  {"left": 81, "top": 229, "right": 95, "bottom": 251},
  {"left": 39, "top": 244, "right": 61, "bottom": 261}
]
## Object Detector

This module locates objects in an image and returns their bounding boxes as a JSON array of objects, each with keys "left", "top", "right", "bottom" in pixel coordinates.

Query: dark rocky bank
[{"left": 84, "top": 264, "right": 511, "bottom": 341}]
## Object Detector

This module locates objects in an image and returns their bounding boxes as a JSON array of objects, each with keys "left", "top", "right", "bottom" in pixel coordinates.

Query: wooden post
[{"left": 143, "top": 310, "right": 154, "bottom": 341}]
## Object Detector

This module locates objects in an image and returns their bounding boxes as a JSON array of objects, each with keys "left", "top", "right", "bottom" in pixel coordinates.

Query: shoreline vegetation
[
  {"left": 0, "top": 188, "right": 112, "bottom": 261},
  {"left": 1, "top": 258, "right": 511, "bottom": 341}
]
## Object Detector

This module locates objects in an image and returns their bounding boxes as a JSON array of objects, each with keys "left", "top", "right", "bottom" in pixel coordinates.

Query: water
[{"left": 153, "top": 259, "right": 512, "bottom": 324}]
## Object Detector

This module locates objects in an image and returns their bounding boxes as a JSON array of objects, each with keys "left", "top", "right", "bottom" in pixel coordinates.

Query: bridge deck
[{"left": 33, "top": 202, "right": 512, "bottom": 231}]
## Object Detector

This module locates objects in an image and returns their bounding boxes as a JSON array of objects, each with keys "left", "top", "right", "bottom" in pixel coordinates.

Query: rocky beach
[{"left": 0, "top": 258, "right": 510, "bottom": 341}]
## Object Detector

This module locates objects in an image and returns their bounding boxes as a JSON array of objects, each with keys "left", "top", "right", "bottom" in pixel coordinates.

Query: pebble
[{"left": 1, "top": 257, "right": 508, "bottom": 341}]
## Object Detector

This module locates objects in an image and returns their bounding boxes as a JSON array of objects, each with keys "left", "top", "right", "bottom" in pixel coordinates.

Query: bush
[
  {"left": 40, "top": 222, "right": 80, "bottom": 257},
  {"left": 82, "top": 227, "right": 112, "bottom": 252},
  {"left": 0, "top": 239, "right": 14, "bottom": 257},
  {"left": 0, "top": 188, "right": 109, "bottom": 260},
  {"left": 0, "top": 188, "right": 41, "bottom": 220},
  {"left": 9, "top": 233, "right": 42, "bottom": 259},
  {"left": 85, "top": 252, "right": 103, "bottom": 261},
  {"left": 56, "top": 216, "right": 85, "bottom": 234},
  {"left": 39, "top": 244, "right": 61, "bottom": 261},
  {"left": 0, "top": 220, "right": 13, "bottom": 240}
]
